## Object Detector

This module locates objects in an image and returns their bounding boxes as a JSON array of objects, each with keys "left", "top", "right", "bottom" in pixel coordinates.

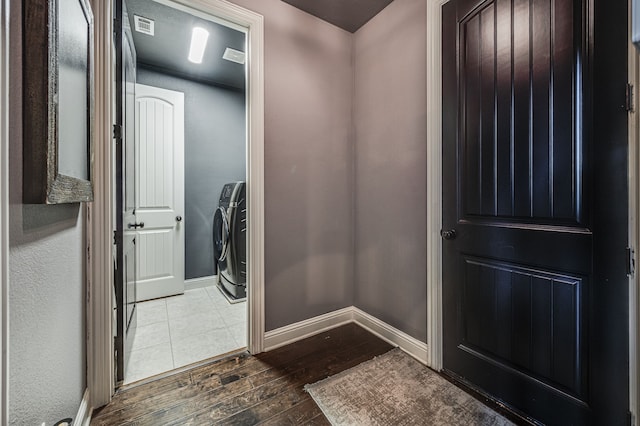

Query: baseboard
[
  {"left": 73, "top": 388, "right": 91, "bottom": 426},
  {"left": 263, "top": 306, "right": 429, "bottom": 365},
  {"left": 351, "top": 307, "right": 429, "bottom": 365},
  {"left": 264, "top": 307, "right": 354, "bottom": 351},
  {"left": 184, "top": 275, "right": 217, "bottom": 291}
]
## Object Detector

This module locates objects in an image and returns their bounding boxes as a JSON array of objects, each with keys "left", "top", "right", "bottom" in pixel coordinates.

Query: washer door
[{"left": 213, "top": 207, "right": 230, "bottom": 262}]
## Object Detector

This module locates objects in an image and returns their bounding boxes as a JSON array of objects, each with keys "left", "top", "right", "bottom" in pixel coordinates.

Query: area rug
[{"left": 305, "top": 348, "right": 514, "bottom": 426}]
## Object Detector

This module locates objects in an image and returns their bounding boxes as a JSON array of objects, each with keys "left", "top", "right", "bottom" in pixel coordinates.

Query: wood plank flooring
[{"left": 91, "top": 323, "right": 394, "bottom": 425}]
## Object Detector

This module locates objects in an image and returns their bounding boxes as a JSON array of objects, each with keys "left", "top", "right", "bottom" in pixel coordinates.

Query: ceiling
[
  {"left": 281, "top": 0, "right": 395, "bottom": 33},
  {"left": 125, "top": 0, "right": 246, "bottom": 90},
  {"left": 123, "top": 0, "right": 395, "bottom": 90}
]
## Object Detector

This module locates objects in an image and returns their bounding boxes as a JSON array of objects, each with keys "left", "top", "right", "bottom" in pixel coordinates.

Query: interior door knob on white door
[{"left": 176, "top": 215, "right": 182, "bottom": 222}]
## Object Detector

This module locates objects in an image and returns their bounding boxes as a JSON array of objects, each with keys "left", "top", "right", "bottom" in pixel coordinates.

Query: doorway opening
[{"left": 115, "top": 0, "right": 250, "bottom": 385}]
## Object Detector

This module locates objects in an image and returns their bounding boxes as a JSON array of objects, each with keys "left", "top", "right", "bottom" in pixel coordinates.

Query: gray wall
[
  {"left": 353, "top": 0, "right": 428, "bottom": 342},
  {"left": 8, "top": 1, "right": 86, "bottom": 424},
  {"left": 229, "top": 0, "right": 355, "bottom": 331},
  {"left": 137, "top": 67, "right": 246, "bottom": 280}
]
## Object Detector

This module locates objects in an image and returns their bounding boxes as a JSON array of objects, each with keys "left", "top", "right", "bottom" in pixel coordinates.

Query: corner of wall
[{"left": 349, "top": 31, "right": 358, "bottom": 307}]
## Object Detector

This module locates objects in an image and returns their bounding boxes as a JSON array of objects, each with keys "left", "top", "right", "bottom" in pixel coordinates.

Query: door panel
[
  {"left": 114, "top": 0, "right": 137, "bottom": 384},
  {"left": 459, "top": 0, "right": 580, "bottom": 224},
  {"left": 442, "top": 0, "right": 628, "bottom": 423},
  {"left": 134, "top": 84, "right": 185, "bottom": 301}
]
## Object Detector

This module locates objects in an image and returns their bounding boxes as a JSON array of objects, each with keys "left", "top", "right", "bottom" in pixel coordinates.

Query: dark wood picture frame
[{"left": 23, "top": 0, "right": 94, "bottom": 204}]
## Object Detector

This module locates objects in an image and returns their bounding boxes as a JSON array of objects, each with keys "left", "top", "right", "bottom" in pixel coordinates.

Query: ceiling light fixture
[{"left": 188, "top": 27, "right": 209, "bottom": 64}]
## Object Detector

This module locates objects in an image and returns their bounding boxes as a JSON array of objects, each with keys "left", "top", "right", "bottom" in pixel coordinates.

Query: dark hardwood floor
[{"left": 91, "top": 323, "right": 394, "bottom": 425}]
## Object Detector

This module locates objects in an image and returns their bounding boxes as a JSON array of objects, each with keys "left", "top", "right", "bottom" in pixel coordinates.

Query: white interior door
[{"left": 135, "top": 83, "right": 185, "bottom": 301}]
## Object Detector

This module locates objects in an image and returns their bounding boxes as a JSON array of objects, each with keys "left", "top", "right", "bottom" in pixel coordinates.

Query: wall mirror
[{"left": 23, "top": 0, "right": 94, "bottom": 204}]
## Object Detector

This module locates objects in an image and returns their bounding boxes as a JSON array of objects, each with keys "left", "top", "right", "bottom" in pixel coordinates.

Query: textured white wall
[
  {"left": 353, "top": 0, "right": 428, "bottom": 342},
  {"left": 8, "top": 1, "right": 86, "bottom": 424}
]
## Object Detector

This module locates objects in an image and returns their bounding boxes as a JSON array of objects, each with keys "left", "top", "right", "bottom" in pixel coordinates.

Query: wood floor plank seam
[
  {"left": 256, "top": 396, "right": 322, "bottom": 425},
  {"left": 94, "top": 356, "right": 281, "bottom": 423},
  {"left": 91, "top": 324, "right": 391, "bottom": 426},
  {"left": 169, "top": 339, "right": 394, "bottom": 425}
]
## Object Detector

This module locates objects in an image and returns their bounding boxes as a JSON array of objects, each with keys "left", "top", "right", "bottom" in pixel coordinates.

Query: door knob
[
  {"left": 176, "top": 216, "right": 182, "bottom": 222},
  {"left": 128, "top": 222, "right": 144, "bottom": 229},
  {"left": 440, "top": 229, "right": 456, "bottom": 240}
]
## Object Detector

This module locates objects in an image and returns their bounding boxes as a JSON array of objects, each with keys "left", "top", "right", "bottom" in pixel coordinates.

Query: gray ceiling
[
  {"left": 125, "top": 0, "right": 246, "bottom": 90},
  {"left": 124, "top": 0, "right": 395, "bottom": 91},
  {"left": 281, "top": 0, "right": 395, "bottom": 33}
]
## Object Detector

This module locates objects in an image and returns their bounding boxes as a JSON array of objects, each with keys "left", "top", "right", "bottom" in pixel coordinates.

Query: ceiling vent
[
  {"left": 134, "top": 15, "right": 155, "bottom": 36},
  {"left": 223, "top": 48, "right": 245, "bottom": 65}
]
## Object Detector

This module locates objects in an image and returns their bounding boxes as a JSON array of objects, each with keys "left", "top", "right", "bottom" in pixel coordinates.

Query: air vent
[
  {"left": 134, "top": 15, "right": 154, "bottom": 36},
  {"left": 223, "top": 48, "right": 245, "bottom": 65}
]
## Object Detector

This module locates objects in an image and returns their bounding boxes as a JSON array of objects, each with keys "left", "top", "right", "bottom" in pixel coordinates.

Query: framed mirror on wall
[{"left": 23, "top": 0, "right": 94, "bottom": 204}]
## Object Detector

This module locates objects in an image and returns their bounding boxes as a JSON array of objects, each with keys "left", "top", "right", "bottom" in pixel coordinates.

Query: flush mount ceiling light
[{"left": 188, "top": 27, "right": 209, "bottom": 64}]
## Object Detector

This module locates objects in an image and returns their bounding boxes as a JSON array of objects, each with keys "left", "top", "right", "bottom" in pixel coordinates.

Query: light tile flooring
[{"left": 125, "top": 285, "right": 247, "bottom": 384}]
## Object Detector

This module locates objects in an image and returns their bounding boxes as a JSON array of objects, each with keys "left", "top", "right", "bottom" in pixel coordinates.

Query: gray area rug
[{"left": 305, "top": 348, "right": 515, "bottom": 426}]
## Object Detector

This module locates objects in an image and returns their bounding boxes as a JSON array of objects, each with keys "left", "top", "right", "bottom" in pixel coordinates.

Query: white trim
[
  {"left": 264, "top": 307, "right": 429, "bottom": 365},
  {"left": 426, "top": 0, "right": 448, "bottom": 372},
  {"left": 0, "top": 0, "right": 8, "bottom": 422},
  {"left": 184, "top": 275, "right": 217, "bottom": 291},
  {"left": 241, "top": 3, "right": 266, "bottom": 357},
  {"left": 72, "top": 389, "right": 91, "bottom": 426},
  {"left": 629, "top": 15, "right": 639, "bottom": 425},
  {"left": 88, "top": 0, "right": 265, "bottom": 405},
  {"left": 264, "top": 308, "right": 354, "bottom": 351},
  {"left": 87, "top": 0, "right": 115, "bottom": 409},
  {"left": 352, "top": 308, "right": 429, "bottom": 365}
]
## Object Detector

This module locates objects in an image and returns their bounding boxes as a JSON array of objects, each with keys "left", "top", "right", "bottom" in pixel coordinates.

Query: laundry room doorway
[{"left": 112, "top": 0, "right": 258, "bottom": 386}]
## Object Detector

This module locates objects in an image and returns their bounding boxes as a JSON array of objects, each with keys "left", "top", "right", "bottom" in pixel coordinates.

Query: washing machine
[{"left": 213, "top": 182, "right": 247, "bottom": 300}]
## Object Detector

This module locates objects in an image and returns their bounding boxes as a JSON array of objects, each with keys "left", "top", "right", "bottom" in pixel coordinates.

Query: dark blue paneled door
[{"left": 441, "top": 0, "right": 629, "bottom": 423}]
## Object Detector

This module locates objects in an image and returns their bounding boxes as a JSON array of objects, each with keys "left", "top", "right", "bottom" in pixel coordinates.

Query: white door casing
[
  {"left": 0, "top": 0, "right": 8, "bottom": 421},
  {"left": 134, "top": 83, "right": 185, "bottom": 301},
  {"left": 426, "top": 0, "right": 447, "bottom": 371}
]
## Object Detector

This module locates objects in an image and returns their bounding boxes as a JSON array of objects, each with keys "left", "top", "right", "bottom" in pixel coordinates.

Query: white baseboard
[
  {"left": 184, "top": 275, "right": 217, "bottom": 291},
  {"left": 351, "top": 307, "right": 429, "bottom": 365},
  {"left": 264, "top": 307, "right": 354, "bottom": 351},
  {"left": 73, "top": 388, "right": 91, "bottom": 426},
  {"left": 263, "top": 306, "right": 429, "bottom": 365}
]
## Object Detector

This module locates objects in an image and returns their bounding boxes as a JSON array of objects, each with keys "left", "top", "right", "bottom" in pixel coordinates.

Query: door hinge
[
  {"left": 113, "top": 230, "right": 118, "bottom": 245},
  {"left": 626, "top": 83, "right": 635, "bottom": 112},
  {"left": 113, "top": 124, "right": 123, "bottom": 140},
  {"left": 627, "top": 247, "right": 635, "bottom": 277}
]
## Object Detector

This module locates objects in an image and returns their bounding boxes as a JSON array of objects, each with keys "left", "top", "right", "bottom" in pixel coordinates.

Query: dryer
[{"left": 213, "top": 182, "right": 246, "bottom": 300}]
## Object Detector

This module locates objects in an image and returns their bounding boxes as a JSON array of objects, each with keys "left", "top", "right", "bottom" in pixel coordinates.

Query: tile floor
[{"left": 125, "top": 285, "right": 247, "bottom": 384}]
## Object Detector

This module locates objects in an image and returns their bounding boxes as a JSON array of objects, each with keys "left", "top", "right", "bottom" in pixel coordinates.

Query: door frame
[
  {"left": 88, "top": 0, "right": 265, "bottom": 408},
  {"left": 425, "top": 0, "right": 447, "bottom": 373},
  {"left": 0, "top": 0, "right": 8, "bottom": 422},
  {"left": 628, "top": 13, "right": 640, "bottom": 423},
  {"left": 425, "top": 0, "right": 639, "bottom": 422}
]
